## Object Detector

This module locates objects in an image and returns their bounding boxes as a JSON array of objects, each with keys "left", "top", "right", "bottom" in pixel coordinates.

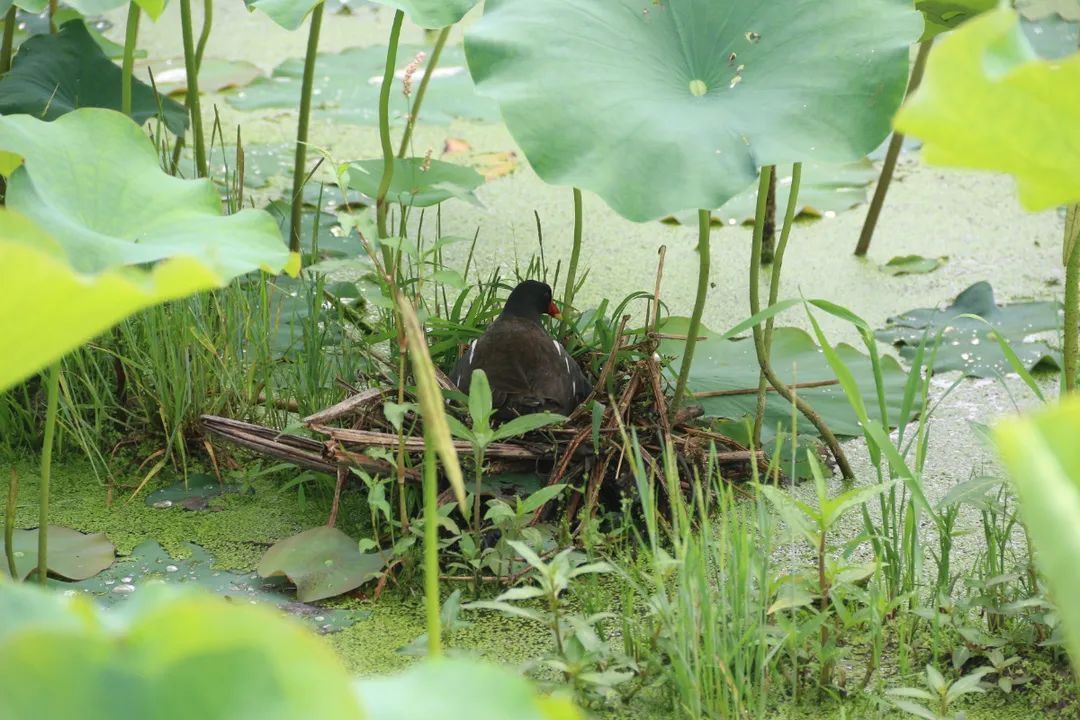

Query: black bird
[{"left": 451, "top": 280, "right": 591, "bottom": 419}]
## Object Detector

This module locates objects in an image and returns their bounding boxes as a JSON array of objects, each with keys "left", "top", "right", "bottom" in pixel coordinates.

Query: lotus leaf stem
[
  {"left": 423, "top": 435, "right": 442, "bottom": 656},
  {"left": 749, "top": 167, "right": 853, "bottom": 479},
  {"left": 195, "top": 0, "right": 213, "bottom": 70},
  {"left": 670, "top": 209, "right": 711, "bottom": 414},
  {"left": 1, "top": 6, "right": 16, "bottom": 74},
  {"left": 179, "top": 0, "right": 207, "bottom": 177},
  {"left": 5, "top": 469, "right": 16, "bottom": 579},
  {"left": 1064, "top": 205, "right": 1080, "bottom": 393},
  {"left": 761, "top": 169, "right": 777, "bottom": 264},
  {"left": 397, "top": 25, "right": 451, "bottom": 158},
  {"left": 121, "top": 2, "right": 140, "bottom": 118},
  {"left": 288, "top": 0, "right": 325, "bottom": 254},
  {"left": 37, "top": 362, "right": 60, "bottom": 585},
  {"left": 855, "top": 38, "right": 934, "bottom": 257},
  {"left": 753, "top": 163, "right": 802, "bottom": 446},
  {"left": 376, "top": 10, "right": 405, "bottom": 271}
]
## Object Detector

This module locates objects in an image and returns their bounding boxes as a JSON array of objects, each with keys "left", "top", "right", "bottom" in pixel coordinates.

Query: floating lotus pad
[
  {"left": 226, "top": 44, "right": 500, "bottom": 126},
  {"left": 343, "top": 157, "right": 484, "bottom": 208},
  {"left": 875, "top": 281, "right": 1061, "bottom": 378},
  {"left": 880, "top": 255, "right": 948, "bottom": 276},
  {"left": 658, "top": 319, "right": 911, "bottom": 439},
  {"left": 61, "top": 540, "right": 370, "bottom": 633},
  {"left": 258, "top": 526, "right": 391, "bottom": 603},
  {"left": 0, "top": 526, "right": 115, "bottom": 581}
]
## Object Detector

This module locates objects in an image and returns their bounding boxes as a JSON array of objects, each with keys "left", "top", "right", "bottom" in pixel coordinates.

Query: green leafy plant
[
  {"left": 446, "top": 369, "right": 565, "bottom": 536},
  {"left": 761, "top": 456, "right": 897, "bottom": 686},
  {"left": 887, "top": 665, "right": 991, "bottom": 720},
  {"left": 466, "top": 541, "right": 632, "bottom": 704}
]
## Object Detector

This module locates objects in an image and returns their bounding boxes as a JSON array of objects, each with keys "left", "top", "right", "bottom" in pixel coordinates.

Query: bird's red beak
[{"left": 547, "top": 301, "right": 561, "bottom": 317}]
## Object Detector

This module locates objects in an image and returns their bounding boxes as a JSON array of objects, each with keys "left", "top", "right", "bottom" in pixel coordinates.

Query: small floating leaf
[
  {"left": 343, "top": 157, "right": 484, "bottom": 208},
  {"left": 0, "top": 526, "right": 115, "bottom": 581},
  {"left": 258, "top": 527, "right": 390, "bottom": 602},
  {"left": 880, "top": 255, "right": 948, "bottom": 276}
]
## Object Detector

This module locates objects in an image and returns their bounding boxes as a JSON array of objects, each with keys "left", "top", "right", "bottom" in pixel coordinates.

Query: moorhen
[{"left": 451, "top": 280, "right": 591, "bottom": 419}]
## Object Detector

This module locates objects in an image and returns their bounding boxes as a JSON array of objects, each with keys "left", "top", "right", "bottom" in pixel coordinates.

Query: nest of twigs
[{"left": 202, "top": 324, "right": 766, "bottom": 530}]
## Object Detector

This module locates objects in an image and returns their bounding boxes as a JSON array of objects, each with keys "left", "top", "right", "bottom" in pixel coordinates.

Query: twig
[
  {"left": 327, "top": 464, "right": 347, "bottom": 528},
  {"left": 694, "top": 378, "right": 839, "bottom": 399}
]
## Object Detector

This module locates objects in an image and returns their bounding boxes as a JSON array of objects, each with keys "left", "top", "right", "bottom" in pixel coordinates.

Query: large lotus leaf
[
  {"left": 0, "top": 1, "right": 49, "bottom": 13},
  {"left": 61, "top": 540, "right": 368, "bottom": 633},
  {"left": 227, "top": 43, "right": 500, "bottom": 126},
  {"left": 344, "top": 157, "right": 484, "bottom": 208},
  {"left": 0, "top": 211, "right": 222, "bottom": 392},
  {"left": 918, "top": 0, "right": 996, "bottom": 39},
  {"left": 993, "top": 397, "right": 1080, "bottom": 674},
  {"left": 0, "top": 525, "right": 115, "bottom": 581},
  {"left": 245, "top": 0, "right": 322, "bottom": 30},
  {"left": 0, "top": 20, "right": 187, "bottom": 135},
  {"left": 658, "top": 319, "right": 910, "bottom": 439},
  {"left": 0, "top": 109, "right": 293, "bottom": 279},
  {"left": 875, "top": 281, "right": 1061, "bottom": 378},
  {"left": 895, "top": 8, "right": 1080, "bottom": 212},
  {"left": 0, "top": 583, "right": 365, "bottom": 720},
  {"left": 63, "top": 0, "right": 168, "bottom": 19},
  {"left": 357, "top": 658, "right": 583, "bottom": 720},
  {"left": 258, "top": 526, "right": 390, "bottom": 602},
  {"left": 367, "top": 0, "right": 477, "bottom": 29},
  {"left": 465, "top": 0, "right": 922, "bottom": 222},
  {"left": 245, "top": 0, "right": 476, "bottom": 30}
]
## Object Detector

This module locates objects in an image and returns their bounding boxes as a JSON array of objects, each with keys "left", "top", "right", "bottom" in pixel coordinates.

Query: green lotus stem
[
  {"left": 376, "top": 9, "right": 405, "bottom": 261},
  {"left": 179, "top": 0, "right": 207, "bottom": 178},
  {"left": 397, "top": 25, "right": 450, "bottom": 158},
  {"left": 753, "top": 163, "right": 802, "bottom": 447},
  {"left": 1064, "top": 205, "right": 1080, "bottom": 394},
  {"left": 0, "top": 6, "right": 16, "bottom": 75},
  {"left": 761, "top": 168, "right": 777, "bottom": 265},
  {"left": 670, "top": 209, "right": 711, "bottom": 414},
  {"left": 423, "top": 435, "right": 442, "bottom": 657},
  {"left": 195, "top": 0, "right": 213, "bottom": 70},
  {"left": 48, "top": 0, "right": 57, "bottom": 32},
  {"left": 121, "top": 2, "right": 141, "bottom": 117},
  {"left": 560, "top": 187, "right": 584, "bottom": 334},
  {"left": 287, "top": 1, "right": 325, "bottom": 255},
  {"left": 855, "top": 38, "right": 934, "bottom": 257},
  {"left": 5, "top": 469, "right": 16, "bottom": 579},
  {"left": 37, "top": 362, "right": 60, "bottom": 585},
  {"left": 748, "top": 167, "right": 853, "bottom": 479}
]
